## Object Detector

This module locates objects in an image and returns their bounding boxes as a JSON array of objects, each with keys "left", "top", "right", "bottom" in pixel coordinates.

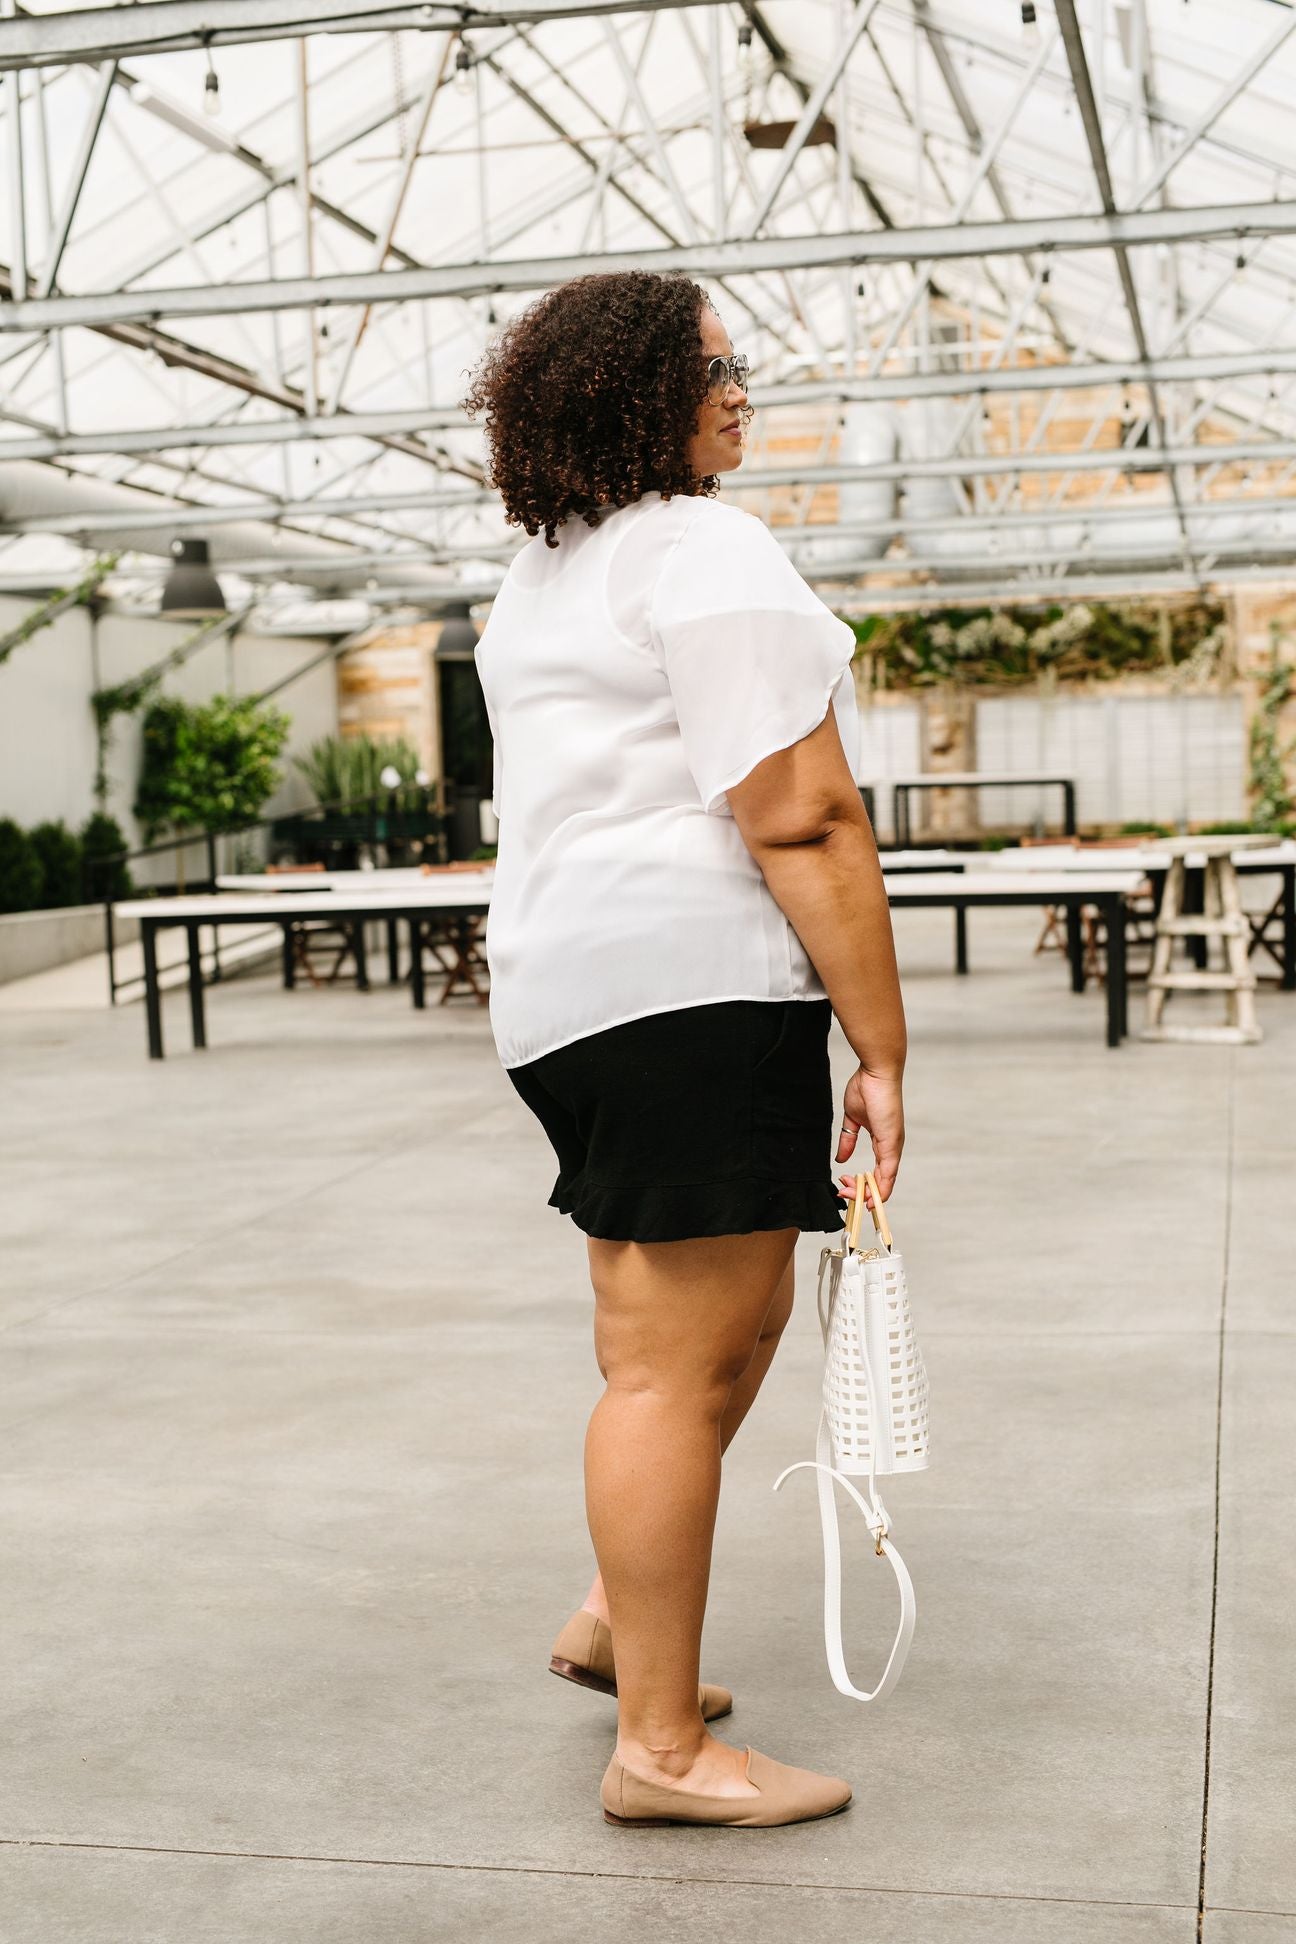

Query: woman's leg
[
  {"left": 582, "top": 1227, "right": 798, "bottom": 1795},
  {"left": 578, "top": 1249, "right": 796, "bottom": 1624}
]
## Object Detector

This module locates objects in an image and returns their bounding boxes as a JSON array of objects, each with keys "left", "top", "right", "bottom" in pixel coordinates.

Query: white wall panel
[
  {"left": 973, "top": 692, "right": 1247, "bottom": 832},
  {"left": 855, "top": 700, "right": 922, "bottom": 839},
  {"left": 0, "top": 600, "right": 339, "bottom": 866}
]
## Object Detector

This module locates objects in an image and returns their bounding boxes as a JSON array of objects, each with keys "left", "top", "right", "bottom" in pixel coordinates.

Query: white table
[
  {"left": 882, "top": 870, "right": 1145, "bottom": 1045},
  {"left": 115, "top": 885, "right": 492, "bottom": 1057},
  {"left": 982, "top": 842, "right": 1296, "bottom": 987},
  {"left": 117, "top": 862, "right": 1145, "bottom": 1056},
  {"left": 215, "top": 867, "right": 494, "bottom": 893}
]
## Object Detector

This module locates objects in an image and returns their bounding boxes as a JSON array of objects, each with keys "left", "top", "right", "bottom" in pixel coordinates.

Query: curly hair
[{"left": 460, "top": 271, "right": 720, "bottom": 548}]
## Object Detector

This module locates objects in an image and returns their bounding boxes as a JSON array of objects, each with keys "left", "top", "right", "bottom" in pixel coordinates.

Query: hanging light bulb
[
  {"left": 203, "top": 45, "right": 221, "bottom": 117},
  {"left": 737, "top": 19, "right": 754, "bottom": 76},
  {"left": 455, "top": 38, "right": 473, "bottom": 95},
  {"left": 1021, "top": 2, "right": 1041, "bottom": 47}
]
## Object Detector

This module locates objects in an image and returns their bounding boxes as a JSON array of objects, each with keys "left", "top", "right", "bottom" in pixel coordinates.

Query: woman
[{"left": 462, "top": 271, "right": 906, "bottom": 1830}]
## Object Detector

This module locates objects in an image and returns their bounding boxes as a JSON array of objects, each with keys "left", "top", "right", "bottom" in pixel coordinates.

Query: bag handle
[
  {"left": 845, "top": 1167, "right": 892, "bottom": 1253},
  {"left": 772, "top": 1237, "right": 916, "bottom": 1703}
]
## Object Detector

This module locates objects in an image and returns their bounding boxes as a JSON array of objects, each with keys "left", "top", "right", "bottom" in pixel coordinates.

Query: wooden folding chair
[{"left": 267, "top": 862, "right": 364, "bottom": 988}]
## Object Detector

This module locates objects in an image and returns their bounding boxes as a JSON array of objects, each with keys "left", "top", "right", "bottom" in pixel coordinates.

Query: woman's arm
[{"left": 726, "top": 703, "right": 907, "bottom": 1198}]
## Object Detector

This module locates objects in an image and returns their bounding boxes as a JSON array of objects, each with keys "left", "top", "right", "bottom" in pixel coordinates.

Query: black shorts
[{"left": 506, "top": 997, "right": 849, "bottom": 1244}]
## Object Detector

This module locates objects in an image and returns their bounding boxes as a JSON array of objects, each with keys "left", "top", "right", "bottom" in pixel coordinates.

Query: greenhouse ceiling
[{"left": 3, "top": 0, "right": 1296, "bottom": 632}]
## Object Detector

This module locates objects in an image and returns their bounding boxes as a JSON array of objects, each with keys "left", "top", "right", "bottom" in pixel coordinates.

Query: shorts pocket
[
  {"left": 749, "top": 1001, "right": 834, "bottom": 1180},
  {"left": 749, "top": 1002, "right": 794, "bottom": 1075}
]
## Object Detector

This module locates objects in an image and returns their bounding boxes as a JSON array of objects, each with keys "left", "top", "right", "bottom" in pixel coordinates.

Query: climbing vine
[
  {"left": 1249, "top": 624, "right": 1295, "bottom": 829},
  {"left": 90, "top": 607, "right": 248, "bottom": 807},
  {"left": 0, "top": 554, "right": 120, "bottom": 666}
]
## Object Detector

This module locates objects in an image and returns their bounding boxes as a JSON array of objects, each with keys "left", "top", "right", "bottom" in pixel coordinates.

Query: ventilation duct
[
  {"left": 0, "top": 462, "right": 465, "bottom": 598},
  {"left": 795, "top": 400, "right": 898, "bottom": 571}
]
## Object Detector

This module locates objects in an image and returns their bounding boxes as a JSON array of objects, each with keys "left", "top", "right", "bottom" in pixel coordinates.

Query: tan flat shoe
[
  {"left": 601, "top": 1745, "right": 852, "bottom": 1829},
  {"left": 548, "top": 1609, "right": 733, "bottom": 1723}
]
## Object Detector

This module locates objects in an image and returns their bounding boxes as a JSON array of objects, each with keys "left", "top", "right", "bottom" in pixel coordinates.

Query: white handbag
[{"left": 773, "top": 1170, "right": 930, "bottom": 1702}]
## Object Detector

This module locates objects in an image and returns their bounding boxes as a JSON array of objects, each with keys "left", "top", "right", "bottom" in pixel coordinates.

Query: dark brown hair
[{"left": 460, "top": 270, "right": 719, "bottom": 547}]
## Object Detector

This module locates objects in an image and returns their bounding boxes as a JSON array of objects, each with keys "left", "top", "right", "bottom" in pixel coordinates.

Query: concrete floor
[{"left": 1, "top": 908, "right": 1291, "bottom": 1943}]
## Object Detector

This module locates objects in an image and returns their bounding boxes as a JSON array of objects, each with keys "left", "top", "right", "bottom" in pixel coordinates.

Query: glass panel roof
[{"left": 3, "top": 0, "right": 1296, "bottom": 621}]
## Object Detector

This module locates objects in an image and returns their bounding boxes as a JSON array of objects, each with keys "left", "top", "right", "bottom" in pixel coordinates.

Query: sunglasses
[{"left": 705, "top": 352, "right": 751, "bottom": 404}]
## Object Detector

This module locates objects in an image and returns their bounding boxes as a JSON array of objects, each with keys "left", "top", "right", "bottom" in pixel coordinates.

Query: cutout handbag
[{"left": 773, "top": 1170, "right": 930, "bottom": 1702}]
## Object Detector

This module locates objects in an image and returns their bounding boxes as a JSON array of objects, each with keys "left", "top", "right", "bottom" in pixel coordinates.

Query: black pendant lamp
[
  {"left": 160, "top": 537, "right": 226, "bottom": 618},
  {"left": 434, "top": 602, "right": 479, "bottom": 661}
]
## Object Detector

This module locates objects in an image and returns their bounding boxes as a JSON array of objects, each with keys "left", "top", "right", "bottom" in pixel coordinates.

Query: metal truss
[
  {"left": 8, "top": 196, "right": 1296, "bottom": 335},
  {"left": 6, "top": 0, "right": 1296, "bottom": 604},
  {"left": 0, "top": 0, "right": 723, "bottom": 71},
  {"left": 13, "top": 437, "right": 1296, "bottom": 539},
  {"left": 10, "top": 336, "right": 1296, "bottom": 465}
]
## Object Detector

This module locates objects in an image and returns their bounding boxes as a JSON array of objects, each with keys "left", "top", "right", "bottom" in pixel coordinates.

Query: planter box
[{"left": 0, "top": 902, "right": 140, "bottom": 985}]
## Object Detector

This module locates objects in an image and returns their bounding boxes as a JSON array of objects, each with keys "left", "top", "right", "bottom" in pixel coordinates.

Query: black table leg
[
  {"left": 1283, "top": 865, "right": 1296, "bottom": 992},
  {"left": 895, "top": 785, "right": 909, "bottom": 849},
  {"left": 281, "top": 921, "right": 296, "bottom": 989},
  {"left": 142, "top": 920, "right": 163, "bottom": 1059},
  {"left": 186, "top": 924, "right": 207, "bottom": 1050},
  {"left": 1103, "top": 895, "right": 1128, "bottom": 1046},
  {"left": 386, "top": 916, "right": 400, "bottom": 984},
  {"left": 954, "top": 903, "right": 968, "bottom": 974},
  {"left": 354, "top": 920, "right": 369, "bottom": 991},
  {"left": 409, "top": 917, "right": 425, "bottom": 1009},
  {"left": 1065, "top": 903, "right": 1086, "bottom": 992},
  {"left": 1063, "top": 780, "right": 1077, "bottom": 836}
]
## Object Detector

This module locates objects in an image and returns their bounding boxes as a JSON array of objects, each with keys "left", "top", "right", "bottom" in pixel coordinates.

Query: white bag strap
[
  {"left": 771, "top": 1204, "right": 917, "bottom": 1703},
  {"left": 773, "top": 1413, "right": 916, "bottom": 1703}
]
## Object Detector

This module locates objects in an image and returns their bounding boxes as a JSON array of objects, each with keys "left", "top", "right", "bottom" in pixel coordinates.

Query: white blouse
[{"left": 473, "top": 490, "right": 861, "bottom": 1069}]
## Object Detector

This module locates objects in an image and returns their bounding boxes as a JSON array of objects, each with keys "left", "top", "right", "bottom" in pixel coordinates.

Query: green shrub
[
  {"left": 294, "top": 733, "right": 422, "bottom": 809},
  {"left": 134, "top": 694, "right": 291, "bottom": 839},
  {"left": 1196, "top": 818, "right": 1296, "bottom": 839},
  {"left": 1117, "top": 821, "right": 1174, "bottom": 838},
  {"left": 0, "top": 818, "right": 43, "bottom": 913},
  {"left": 28, "top": 820, "right": 83, "bottom": 907},
  {"left": 80, "top": 812, "right": 134, "bottom": 900}
]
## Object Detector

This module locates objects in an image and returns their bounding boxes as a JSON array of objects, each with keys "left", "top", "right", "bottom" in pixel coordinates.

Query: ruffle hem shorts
[{"left": 505, "top": 996, "right": 849, "bottom": 1243}]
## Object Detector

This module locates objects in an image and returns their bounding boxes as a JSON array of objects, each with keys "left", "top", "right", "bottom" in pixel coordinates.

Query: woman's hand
[{"left": 835, "top": 1064, "right": 905, "bottom": 1205}]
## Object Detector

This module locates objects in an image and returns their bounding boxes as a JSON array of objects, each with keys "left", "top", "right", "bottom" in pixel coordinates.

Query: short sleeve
[{"left": 648, "top": 501, "right": 859, "bottom": 816}]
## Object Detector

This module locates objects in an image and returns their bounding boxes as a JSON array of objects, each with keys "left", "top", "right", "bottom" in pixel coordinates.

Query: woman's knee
[{"left": 595, "top": 1315, "right": 760, "bottom": 1409}]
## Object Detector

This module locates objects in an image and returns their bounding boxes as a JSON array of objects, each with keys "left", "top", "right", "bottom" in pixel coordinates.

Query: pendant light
[{"left": 160, "top": 537, "right": 226, "bottom": 619}]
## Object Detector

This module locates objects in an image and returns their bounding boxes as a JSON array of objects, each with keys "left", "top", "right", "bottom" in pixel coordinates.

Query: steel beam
[
  {"left": 5, "top": 197, "right": 1296, "bottom": 335},
  {"left": 1054, "top": 0, "right": 1199, "bottom": 583},
  {"left": 829, "top": 558, "right": 1296, "bottom": 611},
  {"left": 35, "top": 62, "right": 116, "bottom": 298},
  {"left": 744, "top": 0, "right": 882, "bottom": 238},
  {"left": 0, "top": 0, "right": 722, "bottom": 71},
  {"left": 3, "top": 59, "right": 25, "bottom": 302},
  {"left": 11, "top": 438, "right": 1296, "bottom": 536},
  {"left": 1130, "top": 13, "right": 1296, "bottom": 210}
]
